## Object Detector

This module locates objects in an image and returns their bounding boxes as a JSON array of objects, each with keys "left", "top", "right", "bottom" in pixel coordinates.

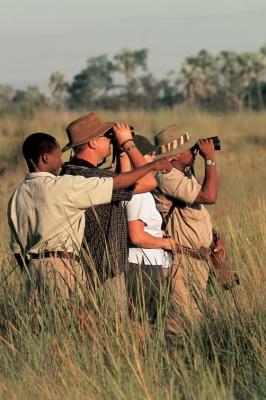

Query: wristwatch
[{"left": 205, "top": 159, "right": 215, "bottom": 166}]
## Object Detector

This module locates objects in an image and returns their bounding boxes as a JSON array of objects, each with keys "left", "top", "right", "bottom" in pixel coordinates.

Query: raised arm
[
  {"left": 113, "top": 123, "right": 157, "bottom": 193},
  {"left": 194, "top": 139, "right": 218, "bottom": 204},
  {"left": 113, "top": 158, "right": 172, "bottom": 191}
]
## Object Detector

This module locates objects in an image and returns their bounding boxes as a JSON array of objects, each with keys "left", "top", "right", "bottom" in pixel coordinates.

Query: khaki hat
[
  {"left": 62, "top": 112, "right": 115, "bottom": 152},
  {"left": 154, "top": 124, "right": 197, "bottom": 159}
]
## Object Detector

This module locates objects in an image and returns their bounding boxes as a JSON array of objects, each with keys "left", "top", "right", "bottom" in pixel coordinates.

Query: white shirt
[
  {"left": 7, "top": 172, "right": 113, "bottom": 254},
  {"left": 126, "top": 192, "right": 170, "bottom": 266}
]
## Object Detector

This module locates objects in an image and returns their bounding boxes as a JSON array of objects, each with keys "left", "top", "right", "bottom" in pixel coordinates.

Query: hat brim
[
  {"left": 61, "top": 122, "right": 115, "bottom": 152},
  {"left": 154, "top": 137, "right": 197, "bottom": 160}
]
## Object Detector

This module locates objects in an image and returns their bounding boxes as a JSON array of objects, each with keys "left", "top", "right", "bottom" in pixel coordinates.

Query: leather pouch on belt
[{"left": 209, "top": 234, "right": 240, "bottom": 290}]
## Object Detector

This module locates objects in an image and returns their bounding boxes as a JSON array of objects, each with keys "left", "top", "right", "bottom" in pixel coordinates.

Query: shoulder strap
[{"left": 161, "top": 202, "right": 175, "bottom": 231}]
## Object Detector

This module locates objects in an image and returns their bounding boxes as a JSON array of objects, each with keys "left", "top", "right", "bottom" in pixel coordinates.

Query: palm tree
[
  {"left": 217, "top": 51, "right": 246, "bottom": 111},
  {"left": 49, "top": 70, "right": 69, "bottom": 109},
  {"left": 179, "top": 50, "right": 219, "bottom": 107},
  {"left": 114, "top": 48, "right": 148, "bottom": 106}
]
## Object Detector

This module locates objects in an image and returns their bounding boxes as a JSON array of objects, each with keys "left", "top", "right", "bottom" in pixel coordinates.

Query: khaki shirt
[
  {"left": 155, "top": 169, "right": 213, "bottom": 249},
  {"left": 7, "top": 172, "right": 113, "bottom": 254}
]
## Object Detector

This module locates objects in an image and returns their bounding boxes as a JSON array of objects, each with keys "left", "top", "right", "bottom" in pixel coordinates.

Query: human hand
[
  {"left": 197, "top": 139, "right": 215, "bottom": 160},
  {"left": 162, "top": 237, "right": 176, "bottom": 250},
  {"left": 152, "top": 156, "right": 173, "bottom": 174},
  {"left": 113, "top": 123, "right": 133, "bottom": 146}
]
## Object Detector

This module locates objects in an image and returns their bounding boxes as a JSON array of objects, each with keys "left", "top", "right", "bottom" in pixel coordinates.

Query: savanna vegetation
[
  {"left": 1, "top": 44, "right": 266, "bottom": 116},
  {"left": 0, "top": 108, "right": 265, "bottom": 399}
]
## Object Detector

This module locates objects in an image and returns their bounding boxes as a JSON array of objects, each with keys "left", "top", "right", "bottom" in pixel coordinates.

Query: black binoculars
[
  {"left": 105, "top": 126, "right": 135, "bottom": 140},
  {"left": 193, "top": 136, "right": 221, "bottom": 151}
]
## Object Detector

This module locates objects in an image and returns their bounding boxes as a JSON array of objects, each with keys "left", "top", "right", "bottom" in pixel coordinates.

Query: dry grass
[{"left": 0, "top": 109, "right": 265, "bottom": 399}]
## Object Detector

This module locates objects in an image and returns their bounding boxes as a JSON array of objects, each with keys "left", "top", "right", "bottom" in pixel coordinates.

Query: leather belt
[
  {"left": 175, "top": 245, "right": 210, "bottom": 261},
  {"left": 28, "top": 251, "right": 80, "bottom": 263}
]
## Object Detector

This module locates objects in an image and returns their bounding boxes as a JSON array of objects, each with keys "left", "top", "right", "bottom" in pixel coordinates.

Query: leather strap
[
  {"left": 175, "top": 244, "right": 210, "bottom": 261},
  {"left": 28, "top": 251, "right": 80, "bottom": 263}
]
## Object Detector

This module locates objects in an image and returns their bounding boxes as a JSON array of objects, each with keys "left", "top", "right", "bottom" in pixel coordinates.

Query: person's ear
[
  {"left": 42, "top": 153, "right": 49, "bottom": 164},
  {"left": 88, "top": 139, "right": 97, "bottom": 149}
]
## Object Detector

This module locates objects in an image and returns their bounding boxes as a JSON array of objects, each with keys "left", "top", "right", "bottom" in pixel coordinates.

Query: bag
[
  {"left": 154, "top": 187, "right": 239, "bottom": 290},
  {"left": 209, "top": 233, "right": 240, "bottom": 290}
]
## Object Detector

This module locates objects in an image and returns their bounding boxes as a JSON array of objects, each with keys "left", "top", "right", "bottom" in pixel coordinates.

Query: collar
[
  {"left": 66, "top": 157, "right": 97, "bottom": 169},
  {"left": 25, "top": 172, "right": 56, "bottom": 180}
]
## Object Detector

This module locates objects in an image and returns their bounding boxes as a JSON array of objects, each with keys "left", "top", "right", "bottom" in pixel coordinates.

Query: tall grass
[{"left": 0, "top": 109, "right": 265, "bottom": 399}]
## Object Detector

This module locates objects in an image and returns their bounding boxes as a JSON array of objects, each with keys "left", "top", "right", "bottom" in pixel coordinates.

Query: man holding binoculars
[
  {"left": 154, "top": 124, "right": 223, "bottom": 334},
  {"left": 61, "top": 112, "right": 162, "bottom": 316}
]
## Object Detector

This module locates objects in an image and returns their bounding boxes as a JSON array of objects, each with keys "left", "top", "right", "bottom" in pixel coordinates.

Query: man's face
[
  {"left": 47, "top": 145, "right": 63, "bottom": 176},
  {"left": 94, "top": 135, "right": 111, "bottom": 159},
  {"left": 179, "top": 150, "right": 193, "bottom": 166},
  {"left": 171, "top": 149, "right": 193, "bottom": 168}
]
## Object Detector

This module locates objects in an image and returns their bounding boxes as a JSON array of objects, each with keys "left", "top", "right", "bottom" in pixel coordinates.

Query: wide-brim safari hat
[
  {"left": 62, "top": 112, "right": 115, "bottom": 152},
  {"left": 154, "top": 124, "right": 197, "bottom": 159}
]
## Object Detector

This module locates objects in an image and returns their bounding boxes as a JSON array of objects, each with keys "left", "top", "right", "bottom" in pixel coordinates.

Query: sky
[{"left": 0, "top": 0, "right": 266, "bottom": 91}]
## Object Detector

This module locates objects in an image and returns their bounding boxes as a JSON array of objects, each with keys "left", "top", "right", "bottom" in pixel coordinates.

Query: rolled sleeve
[
  {"left": 157, "top": 170, "right": 201, "bottom": 204},
  {"left": 126, "top": 194, "right": 147, "bottom": 224},
  {"left": 71, "top": 175, "right": 113, "bottom": 209}
]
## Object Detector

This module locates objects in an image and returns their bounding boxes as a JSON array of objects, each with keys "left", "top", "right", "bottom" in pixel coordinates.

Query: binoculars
[
  {"left": 193, "top": 136, "right": 221, "bottom": 151},
  {"left": 105, "top": 126, "right": 135, "bottom": 140}
]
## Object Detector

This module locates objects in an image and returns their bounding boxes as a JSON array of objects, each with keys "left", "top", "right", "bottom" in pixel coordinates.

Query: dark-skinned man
[{"left": 7, "top": 131, "right": 173, "bottom": 305}]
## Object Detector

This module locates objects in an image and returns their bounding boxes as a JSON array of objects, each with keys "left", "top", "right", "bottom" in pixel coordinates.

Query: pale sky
[{"left": 0, "top": 0, "right": 266, "bottom": 91}]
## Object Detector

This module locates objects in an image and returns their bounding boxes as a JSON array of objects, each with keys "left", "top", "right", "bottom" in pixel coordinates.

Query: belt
[
  {"left": 175, "top": 245, "right": 210, "bottom": 261},
  {"left": 28, "top": 251, "right": 80, "bottom": 263}
]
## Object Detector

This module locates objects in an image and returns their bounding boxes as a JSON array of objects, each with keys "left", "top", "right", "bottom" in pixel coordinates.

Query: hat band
[{"left": 158, "top": 132, "right": 190, "bottom": 154}]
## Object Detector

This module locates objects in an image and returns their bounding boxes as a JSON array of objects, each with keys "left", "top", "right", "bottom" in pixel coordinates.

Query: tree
[
  {"left": 0, "top": 85, "right": 15, "bottom": 104},
  {"left": 113, "top": 48, "right": 149, "bottom": 107},
  {"left": 260, "top": 44, "right": 266, "bottom": 57},
  {"left": 68, "top": 55, "right": 115, "bottom": 109},
  {"left": 216, "top": 51, "right": 245, "bottom": 111},
  {"left": 0, "top": 85, "right": 15, "bottom": 114},
  {"left": 13, "top": 86, "right": 47, "bottom": 105},
  {"left": 49, "top": 70, "right": 69, "bottom": 109},
  {"left": 250, "top": 51, "right": 266, "bottom": 109},
  {"left": 179, "top": 50, "right": 219, "bottom": 107},
  {"left": 158, "top": 72, "right": 184, "bottom": 108},
  {"left": 11, "top": 86, "right": 48, "bottom": 116}
]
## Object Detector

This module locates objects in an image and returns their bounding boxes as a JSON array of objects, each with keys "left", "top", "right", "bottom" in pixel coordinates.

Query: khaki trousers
[
  {"left": 166, "top": 253, "right": 209, "bottom": 334},
  {"left": 26, "top": 256, "right": 85, "bottom": 303}
]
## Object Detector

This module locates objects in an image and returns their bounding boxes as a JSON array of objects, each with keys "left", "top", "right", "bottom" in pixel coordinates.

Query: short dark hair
[{"left": 22, "top": 132, "right": 58, "bottom": 170}]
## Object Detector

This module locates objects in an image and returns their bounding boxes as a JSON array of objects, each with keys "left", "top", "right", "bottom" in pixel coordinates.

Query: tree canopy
[{"left": 1, "top": 45, "right": 266, "bottom": 115}]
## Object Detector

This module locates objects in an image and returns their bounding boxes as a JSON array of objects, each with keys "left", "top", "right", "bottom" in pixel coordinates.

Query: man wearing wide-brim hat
[
  {"left": 61, "top": 112, "right": 162, "bottom": 316},
  {"left": 154, "top": 124, "right": 220, "bottom": 334}
]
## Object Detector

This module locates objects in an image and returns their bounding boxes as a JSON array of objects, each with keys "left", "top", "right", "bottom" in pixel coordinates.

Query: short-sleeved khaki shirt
[
  {"left": 7, "top": 172, "right": 113, "bottom": 254},
  {"left": 155, "top": 169, "right": 213, "bottom": 249}
]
